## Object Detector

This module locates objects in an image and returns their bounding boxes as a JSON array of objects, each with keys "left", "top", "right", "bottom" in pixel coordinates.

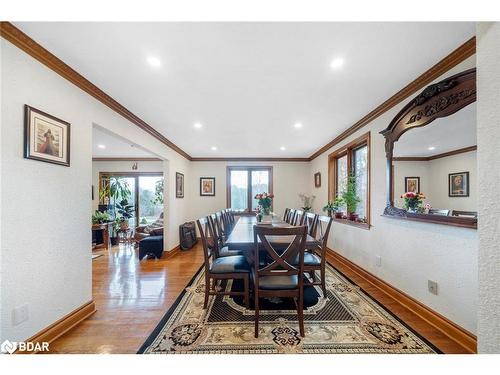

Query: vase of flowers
[
  {"left": 255, "top": 192, "right": 274, "bottom": 223},
  {"left": 298, "top": 193, "right": 315, "bottom": 212},
  {"left": 401, "top": 191, "right": 426, "bottom": 213}
]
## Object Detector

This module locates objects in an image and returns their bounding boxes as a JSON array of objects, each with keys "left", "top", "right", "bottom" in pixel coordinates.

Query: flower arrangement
[
  {"left": 298, "top": 193, "right": 316, "bottom": 212},
  {"left": 401, "top": 191, "right": 426, "bottom": 212},
  {"left": 255, "top": 192, "right": 274, "bottom": 215}
]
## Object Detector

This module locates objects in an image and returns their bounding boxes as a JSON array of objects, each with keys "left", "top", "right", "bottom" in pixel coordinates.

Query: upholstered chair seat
[
  {"left": 210, "top": 255, "right": 250, "bottom": 274},
  {"left": 218, "top": 246, "right": 244, "bottom": 257},
  {"left": 258, "top": 275, "right": 299, "bottom": 290}
]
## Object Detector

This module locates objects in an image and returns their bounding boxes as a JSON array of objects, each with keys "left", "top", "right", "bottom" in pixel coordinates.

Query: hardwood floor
[{"left": 48, "top": 243, "right": 468, "bottom": 353}]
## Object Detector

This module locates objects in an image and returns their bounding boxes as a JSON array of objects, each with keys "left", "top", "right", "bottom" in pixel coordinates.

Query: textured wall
[
  {"left": 310, "top": 56, "right": 478, "bottom": 333},
  {"left": 477, "top": 22, "right": 500, "bottom": 353}
]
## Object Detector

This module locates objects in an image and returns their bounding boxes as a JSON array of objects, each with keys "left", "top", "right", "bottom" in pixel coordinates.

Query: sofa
[{"left": 134, "top": 213, "right": 164, "bottom": 245}]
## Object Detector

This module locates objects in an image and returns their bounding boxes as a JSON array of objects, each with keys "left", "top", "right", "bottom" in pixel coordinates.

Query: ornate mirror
[{"left": 380, "top": 68, "right": 477, "bottom": 229}]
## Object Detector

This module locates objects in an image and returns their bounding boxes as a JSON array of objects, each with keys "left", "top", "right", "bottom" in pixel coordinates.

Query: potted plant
[
  {"left": 323, "top": 197, "right": 344, "bottom": 218},
  {"left": 92, "top": 210, "right": 111, "bottom": 224},
  {"left": 254, "top": 192, "right": 274, "bottom": 223},
  {"left": 342, "top": 173, "right": 361, "bottom": 221},
  {"left": 99, "top": 176, "right": 132, "bottom": 243},
  {"left": 298, "top": 193, "right": 315, "bottom": 212},
  {"left": 401, "top": 192, "right": 426, "bottom": 213},
  {"left": 116, "top": 198, "right": 135, "bottom": 229}
]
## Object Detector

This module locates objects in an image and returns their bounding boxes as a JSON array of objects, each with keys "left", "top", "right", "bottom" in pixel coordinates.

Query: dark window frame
[{"left": 226, "top": 166, "right": 273, "bottom": 214}]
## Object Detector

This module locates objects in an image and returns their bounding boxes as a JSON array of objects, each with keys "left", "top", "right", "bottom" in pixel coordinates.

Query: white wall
[
  {"left": 91, "top": 160, "right": 164, "bottom": 211},
  {"left": 189, "top": 161, "right": 310, "bottom": 221},
  {"left": 309, "top": 56, "right": 478, "bottom": 333},
  {"left": 0, "top": 39, "right": 190, "bottom": 342},
  {"left": 393, "top": 150, "right": 477, "bottom": 211},
  {"left": 477, "top": 22, "right": 500, "bottom": 353}
]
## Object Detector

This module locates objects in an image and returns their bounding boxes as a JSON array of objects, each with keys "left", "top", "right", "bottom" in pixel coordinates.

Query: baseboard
[
  {"left": 164, "top": 245, "right": 180, "bottom": 259},
  {"left": 326, "top": 248, "right": 477, "bottom": 353},
  {"left": 18, "top": 300, "right": 96, "bottom": 353}
]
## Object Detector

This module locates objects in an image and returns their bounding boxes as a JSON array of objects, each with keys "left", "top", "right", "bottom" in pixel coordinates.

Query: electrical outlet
[
  {"left": 375, "top": 256, "right": 382, "bottom": 267},
  {"left": 428, "top": 280, "right": 438, "bottom": 295},
  {"left": 12, "top": 304, "right": 29, "bottom": 326}
]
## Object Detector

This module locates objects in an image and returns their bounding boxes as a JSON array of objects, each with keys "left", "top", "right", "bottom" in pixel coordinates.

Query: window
[
  {"left": 227, "top": 167, "right": 273, "bottom": 213},
  {"left": 328, "top": 132, "right": 370, "bottom": 228}
]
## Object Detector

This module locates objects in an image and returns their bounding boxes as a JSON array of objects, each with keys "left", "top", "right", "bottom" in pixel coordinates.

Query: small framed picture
[
  {"left": 405, "top": 177, "right": 420, "bottom": 193},
  {"left": 24, "top": 105, "right": 71, "bottom": 167},
  {"left": 176, "top": 172, "right": 184, "bottom": 198},
  {"left": 200, "top": 177, "right": 215, "bottom": 196},
  {"left": 449, "top": 172, "right": 469, "bottom": 197},
  {"left": 314, "top": 172, "right": 321, "bottom": 188}
]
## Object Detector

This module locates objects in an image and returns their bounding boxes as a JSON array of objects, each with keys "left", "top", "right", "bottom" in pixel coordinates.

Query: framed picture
[
  {"left": 404, "top": 177, "right": 420, "bottom": 193},
  {"left": 314, "top": 172, "right": 321, "bottom": 188},
  {"left": 200, "top": 177, "right": 215, "bottom": 196},
  {"left": 449, "top": 172, "right": 469, "bottom": 197},
  {"left": 176, "top": 172, "right": 184, "bottom": 198},
  {"left": 24, "top": 105, "right": 71, "bottom": 167}
]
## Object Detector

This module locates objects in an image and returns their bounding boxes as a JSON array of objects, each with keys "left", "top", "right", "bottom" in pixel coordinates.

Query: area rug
[{"left": 138, "top": 263, "right": 439, "bottom": 354}]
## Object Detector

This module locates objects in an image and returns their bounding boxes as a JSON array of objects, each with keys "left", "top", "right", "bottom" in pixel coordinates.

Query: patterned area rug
[{"left": 138, "top": 263, "right": 439, "bottom": 354}]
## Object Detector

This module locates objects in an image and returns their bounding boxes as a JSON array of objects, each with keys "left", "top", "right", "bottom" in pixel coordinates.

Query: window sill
[{"left": 332, "top": 217, "right": 371, "bottom": 230}]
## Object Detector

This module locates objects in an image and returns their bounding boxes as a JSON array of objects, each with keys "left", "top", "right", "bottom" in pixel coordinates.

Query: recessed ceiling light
[
  {"left": 98, "top": 144, "right": 106, "bottom": 149},
  {"left": 280, "top": 146, "right": 286, "bottom": 151},
  {"left": 194, "top": 122, "right": 203, "bottom": 129},
  {"left": 146, "top": 56, "right": 161, "bottom": 67},
  {"left": 428, "top": 146, "right": 436, "bottom": 151},
  {"left": 211, "top": 146, "right": 217, "bottom": 151},
  {"left": 294, "top": 122, "right": 303, "bottom": 129},
  {"left": 330, "top": 57, "right": 344, "bottom": 70}
]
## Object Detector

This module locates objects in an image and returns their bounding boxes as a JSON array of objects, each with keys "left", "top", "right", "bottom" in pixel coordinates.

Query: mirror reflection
[{"left": 392, "top": 102, "right": 476, "bottom": 218}]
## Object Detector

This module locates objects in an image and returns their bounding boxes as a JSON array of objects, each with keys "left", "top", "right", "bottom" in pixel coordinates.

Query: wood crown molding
[
  {"left": 326, "top": 249, "right": 477, "bottom": 353},
  {"left": 0, "top": 22, "right": 191, "bottom": 160},
  {"left": 17, "top": 300, "right": 96, "bottom": 353},
  {"left": 393, "top": 145, "right": 477, "bottom": 162},
  {"left": 92, "top": 157, "right": 162, "bottom": 162},
  {"left": 309, "top": 36, "right": 476, "bottom": 160},
  {"left": 191, "top": 157, "right": 310, "bottom": 162}
]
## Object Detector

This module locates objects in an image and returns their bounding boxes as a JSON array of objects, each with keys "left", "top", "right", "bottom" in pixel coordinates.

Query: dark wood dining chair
[
  {"left": 221, "top": 210, "right": 233, "bottom": 236},
  {"left": 208, "top": 214, "right": 244, "bottom": 258},
  {"left": 253, "top": 225, "right": 308, "bottom": 338},
  {"left": 197, "top": 217, "right": 250, "bottom": 309},
  {"left": 303, "top": 212, "right": 319, "bottom": 237},
  {"left": 283, "top": 208, "right": 290, "bottom": 221},
  {"left": 303, "top": 215, "right": 333, "bottom": 297},
  {"left": 292, "top": 209, "right": 305, "bottom": 226}
]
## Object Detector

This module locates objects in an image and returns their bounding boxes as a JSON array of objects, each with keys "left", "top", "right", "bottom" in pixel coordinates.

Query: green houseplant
[
  {"left": 116, "top": 199, "right": 135, "bottom": 229},
  {"left": 323, "top": 196, "right": 344, "bottom": 218},
  {"left": 92, "top": 210, "right": 111, "bottom": 224},
  {"left": 99, "top": 176, "right": 132, "bottom": 243},
  {"left": 342, "top": 173, "right": 361, "bottom": 221}
]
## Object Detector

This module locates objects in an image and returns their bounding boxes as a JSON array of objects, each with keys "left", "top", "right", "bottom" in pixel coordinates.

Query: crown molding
[
  {"left": 309, "top": 37, "right": 476, "bottom": 160},
  {"left": 0, "top": 22, "right": 192, "bottom": 160},
  {"left": 393, "top": 145, "right": 477, "bottom": 162},
  {"left": 191, "top": 157, "right": 310, "bottom": 162},
  {"left": 92, "top": 157, "right": 163, "bottom": 162}
]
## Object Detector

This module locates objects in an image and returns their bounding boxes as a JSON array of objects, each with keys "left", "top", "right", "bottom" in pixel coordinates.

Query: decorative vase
[
  {"left": 335, "top": 212, "right": 343, "bottom": 219},
  {"left": 256, "top": 214, "right": 263, "bottom": 223},
  {"left": 348, "top": 212, "right": 358, "bottom": 221},
  {"left": 261, "top": 214, "right": 273, "bottom": 223},
  {"left": 119, "top": 219, "right": 129, "bottom": 230}
]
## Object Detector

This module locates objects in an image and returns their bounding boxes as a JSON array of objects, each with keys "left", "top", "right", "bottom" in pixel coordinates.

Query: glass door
[{"left": 138, "top": 175, "right": 164, "bottom": 225}]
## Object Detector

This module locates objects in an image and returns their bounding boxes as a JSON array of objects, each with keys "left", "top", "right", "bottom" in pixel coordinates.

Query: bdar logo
[{"left": 1, "top": 340, "right": 18, "bottom": 354}]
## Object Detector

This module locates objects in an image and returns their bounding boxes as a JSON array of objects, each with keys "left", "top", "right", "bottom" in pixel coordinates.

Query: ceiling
[
  {"left": 15, "top": 22, "right": 475, "bottom": 158},
  {"left": 92, "top": 126, "right": 156, "bottom": 158},
  {"left": 394, "top": 102, "right": 476, "bottom": 158}
]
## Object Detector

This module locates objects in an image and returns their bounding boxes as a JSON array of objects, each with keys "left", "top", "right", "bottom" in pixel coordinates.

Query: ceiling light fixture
[
  {"left": 146, "top": 56, "right": 161, "bottom": 67},
  {"left": 211, "top": 146, "right": 217, "bottom": 151},
  {"left": 194, "top": 122, "right": 203, "bottom": 129},
  {"left": 294, "top": 122, "right": 303, "bottom": 129},
  {"left": 280, "top": 146, "right": 286, "bottom": 151},
  {"left": 330, "top": 57, "right": 345, "bottom": 70},
  {"left": 98, "top": 144, "right": 106, "bottom": 149},
  {"left": 428, "top": 146, "right": 436, "bottom": 151}
]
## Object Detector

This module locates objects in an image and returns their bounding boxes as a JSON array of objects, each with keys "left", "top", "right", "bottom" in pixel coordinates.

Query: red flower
[{"left": 268, "top": 193, "right": 274, "bottom": 198}]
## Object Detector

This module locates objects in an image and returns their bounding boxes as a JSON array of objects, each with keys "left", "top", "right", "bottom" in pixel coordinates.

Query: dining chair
[
  {"left": 302, "top": 215, "right": 333, "bottom": 297},
  {"left": 197, "top": 217, "right": 250, "bottom": 309},
  {"left": 303, "top": 212, "right": 319, "bottom": 238},
  {"left": 283, "top": 208, "right": 290, "bottom": 221},
  {"left": 221, "top": 210, "right": 233, "bottom": 235},
  {"left": 208, "top": 214, "right": 244, "bottom": 258},
  {"left": 292, "top": 209, "right": 305, "bottom": 226},
  {"left": 286, "top": 209, "right": 296, "bottom": 224},
  {"left": 253, "top": 225, "right": 308, "bottom": 338}
]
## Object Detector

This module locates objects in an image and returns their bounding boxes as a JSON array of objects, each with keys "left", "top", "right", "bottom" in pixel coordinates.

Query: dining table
[{"left": 225, "top": 215, "right": 320, "bottom": 253}]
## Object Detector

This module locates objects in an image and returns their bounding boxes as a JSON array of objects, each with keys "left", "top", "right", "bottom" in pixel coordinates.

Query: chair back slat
[
  {"left": 286, "top": 209, "right": 296, "bottom": 224},
  {"left": 315, "top": 215, "right": 333, "bottom": 257},
  {"left": 283, "top": 208, "right": 290, "bottom": 221},
  {"left": 196, "top": 217, "right": 213, "bottom": 271},
  {"left": 293, "top": 210, "right": 305, "bottom": 226},
  {"left": 303, "top": 212, "right": 319, "bottom": 237},
  {"left": 253, "top": 226, "right": 307, "bottom": 279}
]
